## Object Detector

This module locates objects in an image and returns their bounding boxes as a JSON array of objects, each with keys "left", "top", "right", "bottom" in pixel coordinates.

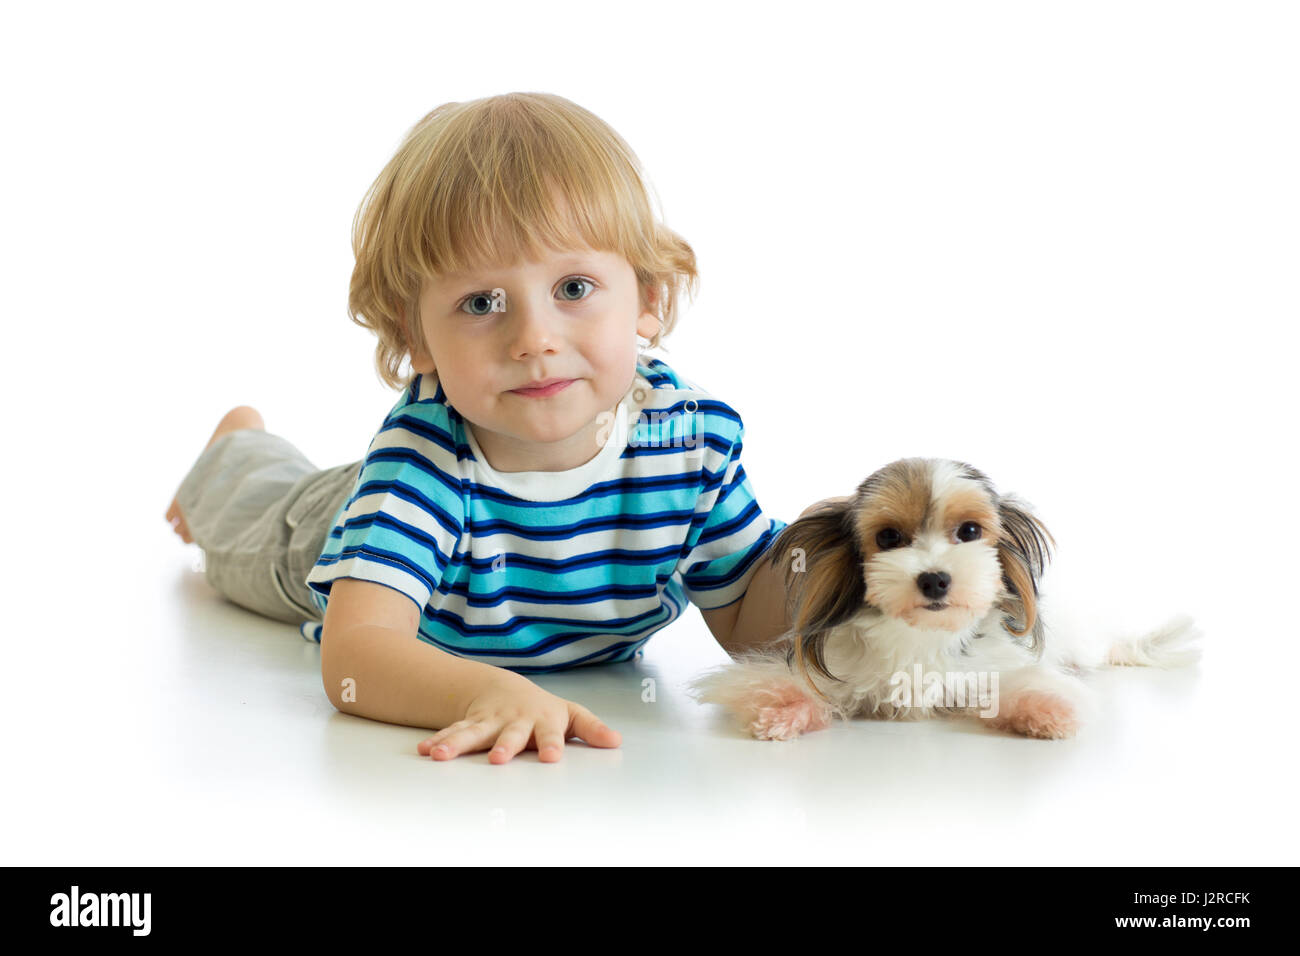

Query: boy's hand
[{"left": 415, "top": 670, "right": 622, "bottom": 764}]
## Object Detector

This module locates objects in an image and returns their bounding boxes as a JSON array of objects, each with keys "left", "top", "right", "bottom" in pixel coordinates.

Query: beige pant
[{"left": 175, "top": 429, "right": 361, "bottom": 625}]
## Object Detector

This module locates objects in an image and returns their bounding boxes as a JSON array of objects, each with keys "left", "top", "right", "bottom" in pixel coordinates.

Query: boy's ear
[
  {"left": 637, "top": 285, "right": 661, "bottom": 340},
  {"left": 636, "top": 311, "right": 661, "bottom": 342},
  {"left": 409, "top": 348, "right": 436, "bottom": 376},
  {"left": 398, "top": 301, "right": 437, "bottom": 375}
]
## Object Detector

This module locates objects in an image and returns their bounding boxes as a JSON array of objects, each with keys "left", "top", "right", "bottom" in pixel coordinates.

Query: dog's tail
[{"left": 1106, "top": 614, "right": 1204, "bottom": 668}]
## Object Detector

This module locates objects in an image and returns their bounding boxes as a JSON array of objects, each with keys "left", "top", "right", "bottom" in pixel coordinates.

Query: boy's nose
[{"left": 507, "top": 295, "right": 560, "bottom": 358}]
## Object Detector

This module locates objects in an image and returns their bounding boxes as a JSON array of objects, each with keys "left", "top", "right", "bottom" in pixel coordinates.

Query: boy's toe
[{"left": 166, "top": 497, "right": 194, "bottom": 543}]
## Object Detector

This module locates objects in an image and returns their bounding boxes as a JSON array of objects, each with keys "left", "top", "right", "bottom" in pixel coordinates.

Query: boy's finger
[
  {"left": 568, "top": 706, "right": 622, "bottom": 749},
  {"left": 488, "top": 720, "right": 535, "bottom": 764},
  {"left": 424, "top": 722, "right": 497, "bottom": 760},
  {"left": 417, "top": 720, "right": 473, "bottom": 756},
  {"left": 533, "top": 723, "right": 567, "bottom": 763}
]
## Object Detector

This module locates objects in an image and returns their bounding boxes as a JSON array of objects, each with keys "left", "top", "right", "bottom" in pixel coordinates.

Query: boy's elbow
[
  {"left": 322, "top": 674, "right": 347, "bottom": 713},
  {"left": 318, "top": 625, "right": 354, "bottom": 713}
]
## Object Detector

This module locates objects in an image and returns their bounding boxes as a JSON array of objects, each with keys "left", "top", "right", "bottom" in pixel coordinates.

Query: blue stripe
[
  {"left": 464, "top": 470, "right": 703, "bottom": 507},
  {"left": 461, "top": 544, "right": 683, "bottom": 574},
  {"left": 416, "top": 602, "right": 676, "bottom": 654}
]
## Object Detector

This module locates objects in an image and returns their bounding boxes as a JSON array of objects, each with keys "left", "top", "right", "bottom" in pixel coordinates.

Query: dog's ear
[
  {"left": 766, "top": 500, "right": 865, "bottom": 683},
  {"left": 994, "top": 494, "right": 1055, "bottom": 649}
]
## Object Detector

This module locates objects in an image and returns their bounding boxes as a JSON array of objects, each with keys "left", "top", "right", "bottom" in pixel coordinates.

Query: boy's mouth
[{"left": 510, "top": 378, "right": 575, "bottom": 398}]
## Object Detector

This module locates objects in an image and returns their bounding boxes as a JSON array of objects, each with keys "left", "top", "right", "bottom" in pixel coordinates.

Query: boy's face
[{"left": 408, "top": 245, "right": 660, "bottom": 473}]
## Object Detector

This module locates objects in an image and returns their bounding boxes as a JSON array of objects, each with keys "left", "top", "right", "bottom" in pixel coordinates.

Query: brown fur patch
[
  {"left": 764, "top": 500, "right": 865, "bottom": 684},
  {"left": 998, "top": 549, "right": 1037, "bottom": 637},
  {"left": 852, "top": 459, "right": 933, "bottom": 563},
  {"left": 937, "top": 488, "right": 1002, "bottom": 542}
]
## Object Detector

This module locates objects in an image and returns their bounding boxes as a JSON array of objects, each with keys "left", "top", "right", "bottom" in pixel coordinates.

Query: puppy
[{"left": 689, "top": 458, "right": 1201, "bottom": 740}]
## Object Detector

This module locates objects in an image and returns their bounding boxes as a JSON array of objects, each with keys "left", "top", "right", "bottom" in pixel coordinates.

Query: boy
[{"left": 167, "top": 92, "right": 829, "bottom": 763}]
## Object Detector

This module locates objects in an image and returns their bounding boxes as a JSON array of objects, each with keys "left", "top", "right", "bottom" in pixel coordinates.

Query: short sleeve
[
  {"left": 677, "top": 416, "right": 788, "bottom": 610},
  {"left": 306, "top": 405, "right": 465, "bottom": 614}
]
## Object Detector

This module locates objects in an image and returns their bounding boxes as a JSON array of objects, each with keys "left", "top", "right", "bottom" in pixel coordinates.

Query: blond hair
[{"left": 348, "top": 92, "right": 699, "bottom": 390}]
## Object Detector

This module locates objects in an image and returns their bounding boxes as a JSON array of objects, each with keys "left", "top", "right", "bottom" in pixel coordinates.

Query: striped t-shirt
[{"left": 301, "top": 356, "right": 788, "bottom": 673}]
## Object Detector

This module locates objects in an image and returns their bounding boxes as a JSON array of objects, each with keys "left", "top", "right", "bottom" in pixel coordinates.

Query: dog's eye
[
  {"left": 956, "top": 522, "right": 982, "bottom": 542},
  {"left": 876, "top": 528, "right": 903, "bottom": 550}
]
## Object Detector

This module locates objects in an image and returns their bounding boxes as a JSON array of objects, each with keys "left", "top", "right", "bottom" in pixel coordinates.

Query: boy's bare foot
[{"left": 166, "top": 406, "right": 266, "bottom": 543}]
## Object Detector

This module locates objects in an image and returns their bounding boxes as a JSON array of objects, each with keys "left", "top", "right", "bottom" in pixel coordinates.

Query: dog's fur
[{"left": 689, "top": 458, "right": 1201, "bottom": 740}]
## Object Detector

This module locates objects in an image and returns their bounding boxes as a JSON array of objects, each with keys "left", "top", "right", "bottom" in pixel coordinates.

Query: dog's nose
[{"left": 917, "top": 571, "right": 951, "bottom": 600}]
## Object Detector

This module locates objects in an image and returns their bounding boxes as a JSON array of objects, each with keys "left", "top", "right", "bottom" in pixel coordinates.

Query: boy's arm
[
  {"left": 322, "top": 622, "right": 503, "bottom": 732},
  {"left": 319, "top": 578, "right": 620, "bottom": 761},
  {"left": 701, "top": 555, "right": 792, "bottom": 655},
  {"left": 701, "top": 496, "right": 852, "bottom": 655}
]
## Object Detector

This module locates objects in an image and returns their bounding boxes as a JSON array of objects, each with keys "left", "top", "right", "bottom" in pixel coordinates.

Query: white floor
[{"left": 9, "top": 515, "right": 1292, "bottom": 867}]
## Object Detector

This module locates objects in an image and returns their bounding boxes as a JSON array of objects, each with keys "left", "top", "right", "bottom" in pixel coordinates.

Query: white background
[{"left": 3, "top": 0, "right": 1296, "bottom": 866}]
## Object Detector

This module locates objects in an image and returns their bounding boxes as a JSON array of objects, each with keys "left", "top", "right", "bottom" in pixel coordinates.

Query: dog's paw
[
  {"left": 985, "top": 690, "right": 1080, "bottom": 739},
  {"left": 746, "top": 687, "right": 832, "bottom": 741}
]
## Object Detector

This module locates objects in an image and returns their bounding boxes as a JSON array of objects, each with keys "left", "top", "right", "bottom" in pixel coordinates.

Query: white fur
[
  {"left": 690, "top": 604, "right": 1201, "bottom": 740},
  {"left": 687, "top": 458, "right": 1204, "bottom": 741}
]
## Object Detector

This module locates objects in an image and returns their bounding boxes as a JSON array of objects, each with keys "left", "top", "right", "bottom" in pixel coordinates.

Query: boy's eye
[
  {"left": 557, "top": 277, "right": 594, "bottom": 301},
  {"left": 459, "top": 292, "right": 498, "bottom": 316}
]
